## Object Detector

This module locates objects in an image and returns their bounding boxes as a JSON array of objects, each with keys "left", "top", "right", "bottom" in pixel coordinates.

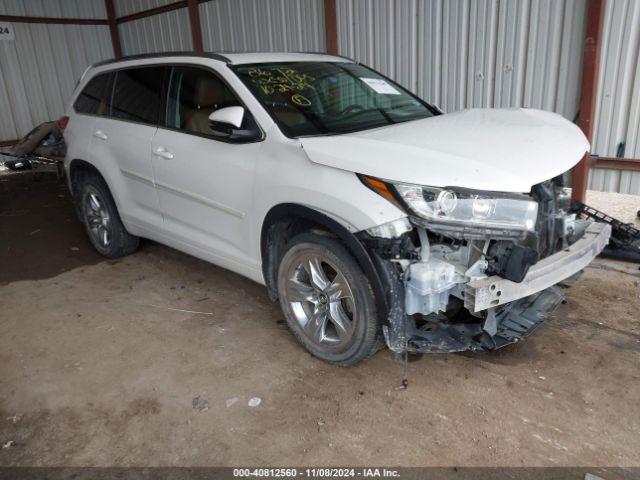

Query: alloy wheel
[
  {"left": 83, "top": 187, "right": 111, "bottom": 248},
  {"left": 281, "top": 253, "right": 357, "bottom": 349}
]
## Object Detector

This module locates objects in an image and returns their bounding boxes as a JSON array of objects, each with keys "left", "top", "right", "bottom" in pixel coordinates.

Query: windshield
[{"left": 232, "top": 62, "right": 434, "bottom": 137}]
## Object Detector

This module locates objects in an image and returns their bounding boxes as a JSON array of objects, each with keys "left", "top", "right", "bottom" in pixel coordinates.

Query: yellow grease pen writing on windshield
[{"left": 248, "top": 68, "right": 315, "bottom": 105}]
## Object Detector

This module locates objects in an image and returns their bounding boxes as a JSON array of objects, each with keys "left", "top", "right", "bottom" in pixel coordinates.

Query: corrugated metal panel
[
  {"left": 337, "top": 0, "right": 587, "bottom": 119},
  {"left": 118, "top": 9, "right": 193, "bottom": 55},
  {"left": 199, "top": 0, "right": 325, "bottom": 53},
  {"left": 588, "top": 168, "right": 640, "bottom": 195},
  {"left": 0, "top": 1, "right": 113, "bottom": 141},
  {"left": 0, "top": 0, "right": 106, "bottom": 18},
  {"left": 113, "top": 0, "right": 177, "bottom": 18},
  {"left": 591, "top": 0, "right": 640, "bottom": 158}
]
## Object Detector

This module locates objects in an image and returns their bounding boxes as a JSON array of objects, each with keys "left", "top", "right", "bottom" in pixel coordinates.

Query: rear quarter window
[{"left": 73, "top": 72, "right": 113, "bottom": 116}]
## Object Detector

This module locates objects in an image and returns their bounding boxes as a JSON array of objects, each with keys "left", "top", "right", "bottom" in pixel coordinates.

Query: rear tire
[
  {"left": 75, "top": 172, "right": 139, "bottom": 259},
  {"left": 277, "top": 232, "right": 381, "bottom": 365}
]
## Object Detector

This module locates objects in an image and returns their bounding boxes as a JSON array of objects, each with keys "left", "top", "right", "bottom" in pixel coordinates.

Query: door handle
[
  {"left": 93, "top": 130, "right": 108, "bottom": 140},
  {"left": 153, "top": 147, "right": 174, "bottom": 160}
]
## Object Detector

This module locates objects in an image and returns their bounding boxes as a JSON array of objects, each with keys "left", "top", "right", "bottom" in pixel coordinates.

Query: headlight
[{"left": 362, "top": 176, "right": 538, "bottom": 239}]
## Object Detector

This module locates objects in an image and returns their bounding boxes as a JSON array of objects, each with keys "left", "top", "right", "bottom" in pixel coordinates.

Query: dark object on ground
[
  {"left": 572, "top": 202, "right": 640, "bottom": 263},
  {"left": 1, "top": 152, "right": 63, "bottom": 177},
  {"left": 2, "top": 158, "right": 33, "bottom": 171},
  {"left": 9, "top": 121, "right": 66, "bottom": 157}
]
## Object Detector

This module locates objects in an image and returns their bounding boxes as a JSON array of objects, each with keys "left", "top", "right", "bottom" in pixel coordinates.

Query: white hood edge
[{"left": 299, "top": 108, "right": 589, "bottom": 193}]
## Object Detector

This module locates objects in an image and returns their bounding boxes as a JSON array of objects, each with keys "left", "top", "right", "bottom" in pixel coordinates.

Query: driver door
[{"left": 151, "top": 65, "right": 262, "bottom": 273}]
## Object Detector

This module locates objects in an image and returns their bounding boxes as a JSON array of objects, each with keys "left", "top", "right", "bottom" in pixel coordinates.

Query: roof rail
[
  {"left": 92, "top": 51, "right": 232, "bottom": 68},
  {"left": 293, "top": 51, "right": 356, "bottom": 62}
]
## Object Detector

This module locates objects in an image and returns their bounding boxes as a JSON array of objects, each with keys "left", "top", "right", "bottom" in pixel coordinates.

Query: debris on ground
[
  {"left": 225, "top": 397, "right": 239, "bottom": 408},
  {"left": 586, "top": 190, "right": 640, "bottom": 228},
  {"left": 2, "top": 441, "right": 14, "bottom": 449},
  {"left": 9, "top": 121, "right": 66, "bottom": 157},
  {"left": 191, "top": 396, "right": 209, "bottom": 412},
  {"left": 6, "top": 414, "right": 22, "bottom": 423},
  {"left": 584, "top": 473, "right": 606, "bottom": 480},
  {"left": 317, "top": 419, "right": 326, "bottom": 433},
  {"left": 572, "top": 201, "right": 640, "bottom": 263},
  {"left": 588, "top": 262, "right": 640, "bottom": 277},
  {"left": 248, "top": 397, "right": 262, "bottom": 408},
  {"left": 141, "top": 303, "right": 214, "bottom": 316}
]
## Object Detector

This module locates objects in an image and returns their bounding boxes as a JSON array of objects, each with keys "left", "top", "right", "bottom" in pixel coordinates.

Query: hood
[{"left": 299, "top": 108, "right": 589, "bottom": 193}]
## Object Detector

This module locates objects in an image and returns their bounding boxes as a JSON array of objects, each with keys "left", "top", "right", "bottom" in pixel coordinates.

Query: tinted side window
[
  {"left": 166, "top": 66, "right": 242, "bottom": 136},
  {"left": 111, "top": 67, "right": 165, "bottom": 125},
  {"left": 74, "top": 72, "right": 113, "bottom": 116}
]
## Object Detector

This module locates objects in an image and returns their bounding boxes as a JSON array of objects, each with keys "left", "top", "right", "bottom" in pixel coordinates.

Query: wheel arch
[
  {"left": 68, "top": 158, "right": 110, "bottom": 191},
  {"left": 67, "top": 159, "right": 109, "bottom": 218},
  {"left": 260, "top": 203, "right": 389, "bottom": 318}
]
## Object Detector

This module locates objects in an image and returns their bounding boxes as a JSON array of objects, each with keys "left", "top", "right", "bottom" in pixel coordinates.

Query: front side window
[
  {"left": 166, "top": 66, "right": 246, "bottom": 137},
  {"left": 111, "top": 66, "right": 166, "bottom": 125},
  {"left": 232, "top": 62, "right": 434, "bottom": 137},
  {"left": 74, "top": 72, "right": 113, "bottom": 116}
]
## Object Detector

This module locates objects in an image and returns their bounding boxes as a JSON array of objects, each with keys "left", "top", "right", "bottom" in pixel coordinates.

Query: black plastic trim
[{"left": 92, "top": 52, "right": 232, "bottom": 68}]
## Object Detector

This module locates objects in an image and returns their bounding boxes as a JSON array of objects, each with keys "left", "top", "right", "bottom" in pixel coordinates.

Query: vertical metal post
[
  {"left": 324, "top": 0, "right": 338, "bottom": 55},
  {"left": 104, "top": 0, "right": 122, "bottom": 58},
  {"left": 571, "top": 0, "right": 606, "bottom": 203},
  {"left": 187, "top": 0, "right": 204, "bottom": 52}
]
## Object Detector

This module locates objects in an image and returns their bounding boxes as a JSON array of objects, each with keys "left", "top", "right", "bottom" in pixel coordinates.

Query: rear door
[
  {"left": 151, "top": 65, "right": 263, "bottom": 274},
  {"left": 67, "top": 71, "right": 113, "bottom": 164},
  {"left": 89, "top": 66, "right": 167, "bottom": 232}
]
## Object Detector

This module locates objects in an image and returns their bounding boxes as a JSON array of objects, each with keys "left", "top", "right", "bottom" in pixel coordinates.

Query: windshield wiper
[{"left": 375, "top": 107, "right": 396, "bottom": 124}]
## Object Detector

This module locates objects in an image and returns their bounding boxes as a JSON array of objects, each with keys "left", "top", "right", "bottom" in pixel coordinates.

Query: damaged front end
[{"left": 359, "top": 176, "right": 611, "bottom": 354}]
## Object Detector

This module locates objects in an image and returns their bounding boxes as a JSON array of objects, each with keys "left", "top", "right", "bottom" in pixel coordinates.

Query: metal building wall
[
  {"left": 199, "top": 0, "right": 325, "bottom": 53},
  {"left": 113, "top": 0, "right": 193, "bottom": 56},
  {"left": 113, "top": 0, "right": 177, "bottom": 18},
  {"left": 116, "top": 1, "right": 325, "bottom": 60},
  {"left": 588, "top": 0, "right": 640, "bottom": 195},
  {"left": 0, "top": 0, "right": 113, "bottom": 142},
  {"left": 118, "top": 8, "right": 193, "bottom": 55},
  {"left": 336, "top": 0, "right": 587, "bottom": 119}
]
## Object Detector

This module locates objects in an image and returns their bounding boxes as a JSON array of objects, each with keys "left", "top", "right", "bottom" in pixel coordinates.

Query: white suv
[{"left": 62, "top": 52, "right": 610, "bottom": 365}]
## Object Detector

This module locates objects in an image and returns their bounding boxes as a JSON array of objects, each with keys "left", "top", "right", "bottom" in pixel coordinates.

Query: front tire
[
  {"left": 277, "top": 232, "right": 381, "bottom": 365},
  {"left": 76, "top": 173, "right": 139, "bottom": 259}
]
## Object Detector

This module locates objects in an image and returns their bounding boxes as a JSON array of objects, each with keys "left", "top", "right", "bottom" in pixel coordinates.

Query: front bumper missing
[
  {"left": 405, "top": 286, "right": 565, "bottom": 353},
  {"left": 464, "top": 222, "right": 611, "bottom": 313},
  {"left": 380, "top": 221, "right": 610, "bottom": 355}
]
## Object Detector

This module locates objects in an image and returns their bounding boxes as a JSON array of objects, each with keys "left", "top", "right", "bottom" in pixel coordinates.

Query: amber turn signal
[{"left": 360, "top": 175, "right": 401, "bottom": 207}]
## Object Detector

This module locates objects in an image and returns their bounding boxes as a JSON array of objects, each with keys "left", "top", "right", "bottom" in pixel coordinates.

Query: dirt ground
[{"left": 1, "top": 172, "right": 639, "bottom": 467}]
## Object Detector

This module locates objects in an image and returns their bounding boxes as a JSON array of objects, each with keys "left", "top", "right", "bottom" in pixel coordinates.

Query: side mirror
[{"left": 208, "top": 106, "right": 259, "bottom": 142}]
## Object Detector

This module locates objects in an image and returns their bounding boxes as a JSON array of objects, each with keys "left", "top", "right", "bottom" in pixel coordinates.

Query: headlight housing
[{"left": 362, "top": 176, "right": 538, "bottom": 240}]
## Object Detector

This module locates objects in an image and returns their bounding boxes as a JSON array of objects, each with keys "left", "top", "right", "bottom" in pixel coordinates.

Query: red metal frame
[
  {"left": 571, "top": 0, "right": 606, "bottom": 203},
  {"left": 115, "top": 0, "right": 211, "bottom": 24},
  {"left": 0, "top": 14, "right": 107, "bottom": 25},
  {"left": 104, "top": 0, "right": 122, "bottom": 59},
  {"left": 591, "top": 157, "right": 640, "bottom": 172},
  {"left": 116, "top": 1, "right": 188, "bottom": 24},
  {"left": 323, "top": 0, "right": 338, "bottom": 55},
  {"left": 187, "top": 0, "right": 204, "bottom": 52}
]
